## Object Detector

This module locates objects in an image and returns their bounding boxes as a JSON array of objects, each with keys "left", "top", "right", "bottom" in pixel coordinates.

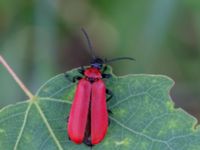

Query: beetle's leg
[
  {"left": 64, "top": 73, "right": 82, "bottom": 83},
  {"left": 102, "top": 65, "right": 108, "bottom": 73},
  {"left": 108, "top": 118, "right": 111, "bottom": 126},
  {"left": 102, "top": 73, "right": 112, "bottom": 79},
  {"left": 106, "top": 88, "right": 113, "bottom": 118},
  {"left": 107, "top": 109, "right": 113, "bottom": 114},
  {"left": 72, "top": 76, "right": 82, "bottom": 82},
  {"left": 106, "top": 88, "right": 113, "bottom": 102},
  {"left": 64, "top": 66, "right": 84, "bottom": 82},
  {"left": 78, "top": 66, "right": 85, "bottom": 75}
]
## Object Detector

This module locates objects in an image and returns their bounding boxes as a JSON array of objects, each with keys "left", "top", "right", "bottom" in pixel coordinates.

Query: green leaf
[{"left": 0, "top": 67, "right": 200, "bottom": 150}]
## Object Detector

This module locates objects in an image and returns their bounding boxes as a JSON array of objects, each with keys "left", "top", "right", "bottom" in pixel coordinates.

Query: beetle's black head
[{"left": 90, "top": 57, "right": 104, "bottom": 69}]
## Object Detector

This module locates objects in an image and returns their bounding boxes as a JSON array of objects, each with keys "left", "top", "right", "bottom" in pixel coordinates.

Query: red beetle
[{"left": 66, "top": 28, "right": 134, "bottom": 146}]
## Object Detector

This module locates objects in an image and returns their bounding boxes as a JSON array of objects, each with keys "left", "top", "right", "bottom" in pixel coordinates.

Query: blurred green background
[{"left": 0, "top": 0, "right": 200, "bottom": 120}]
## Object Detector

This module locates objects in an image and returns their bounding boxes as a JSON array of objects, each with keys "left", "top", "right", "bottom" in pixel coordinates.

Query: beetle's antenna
[
  {"left": 81, "top": 28, "right": 96, "bottom": 59},
  {"left": 104, "top": 57, "right": 135, "bottom": 63}
]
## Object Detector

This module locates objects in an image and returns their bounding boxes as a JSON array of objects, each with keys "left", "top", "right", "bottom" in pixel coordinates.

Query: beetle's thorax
[{"left": 84, "top": 67, "right": 102, "bottom": 82}]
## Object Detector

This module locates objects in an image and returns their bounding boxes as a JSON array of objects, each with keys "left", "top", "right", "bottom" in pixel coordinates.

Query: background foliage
[{"left": 0, "top": 0, "right": 200, "bottom": 121}]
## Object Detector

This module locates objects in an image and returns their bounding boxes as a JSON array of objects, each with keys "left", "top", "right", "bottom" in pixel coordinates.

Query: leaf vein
[
  {"left": 34, "top": 102, "right": 63, "bottom": 150},
  {"left": 13, "top": 102, "right": 32, "bottom": 150},
  {"left": 36, "top": 74, "right": 65, "bottom": 95},
  {"left": 48, "top": 84, "right": 73, "bottom": 98},
  {"left": 39, "top": 97, "right": 72, "bottom": 104},
  {"left": 109, "top": 116, "right": 173, "bottom": 150}
]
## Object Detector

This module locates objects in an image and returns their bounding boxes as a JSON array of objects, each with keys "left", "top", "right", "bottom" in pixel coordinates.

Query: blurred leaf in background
[{"left": 0, "top": 0, "right": 200, "bottom": 120}]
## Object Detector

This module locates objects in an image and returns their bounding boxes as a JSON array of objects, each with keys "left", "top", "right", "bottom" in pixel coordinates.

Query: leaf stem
[{"left": 0, "top": 55, "right": 34, "bottom": 99}]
